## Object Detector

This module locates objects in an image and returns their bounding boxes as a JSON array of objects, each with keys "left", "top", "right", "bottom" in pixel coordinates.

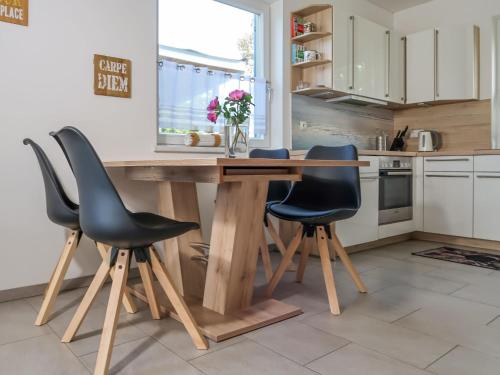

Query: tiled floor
[{"left": 2, "top": 240, "right": 500, "bottom": 374}]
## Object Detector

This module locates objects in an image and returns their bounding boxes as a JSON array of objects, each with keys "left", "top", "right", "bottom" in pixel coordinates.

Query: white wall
[
  {"left": 394, "top": 0, "right": 500, "bottom": 100},
  {"left": 0, "top": 0, "right": 221, "bottom": 291}
]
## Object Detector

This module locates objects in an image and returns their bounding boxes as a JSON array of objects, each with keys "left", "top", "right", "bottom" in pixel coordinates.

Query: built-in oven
[{"left": 379, "top": 156, "right": 413, "bottom": 225}]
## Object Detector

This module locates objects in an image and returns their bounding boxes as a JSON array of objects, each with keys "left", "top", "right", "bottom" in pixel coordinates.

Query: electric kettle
[{"left": 418, "top": 131, "right": 441, "bottom": 152}]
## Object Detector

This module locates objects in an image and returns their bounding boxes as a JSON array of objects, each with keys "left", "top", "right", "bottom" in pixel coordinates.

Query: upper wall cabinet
[
  {"left": 406, "top": 29, "right": 436, "bottom": 103},
  {"left": 405, "top": 25, "right": 479, "bottom": 104},
  {"left": 334, "top": 13, "right": 403, "bottom": 102}
]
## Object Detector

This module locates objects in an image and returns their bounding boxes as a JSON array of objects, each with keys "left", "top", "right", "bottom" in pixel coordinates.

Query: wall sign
[
  {"left": 0, "top": 0, "right": 28, "bottom": 26},
  {"left": 93, "top": 54, "right": 131, "bottom": 98}
]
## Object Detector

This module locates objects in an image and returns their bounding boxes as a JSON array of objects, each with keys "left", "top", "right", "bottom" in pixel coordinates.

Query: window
[{"left": 157, "top": 0, "right": 269, "bottom": 149}]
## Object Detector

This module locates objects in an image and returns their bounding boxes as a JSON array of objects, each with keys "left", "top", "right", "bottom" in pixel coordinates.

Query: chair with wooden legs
[
  {"left": 23, "top": 139, "right": 137, "bottom": 326},
  {"left": 265, "top": 145, "right": 367, "bottom": 315},
  {"left": 249, "top": 148, "right": 295, "bottom": 281},
  {"left": 51, "top": 127, "right": 207, "bottom": 375}
]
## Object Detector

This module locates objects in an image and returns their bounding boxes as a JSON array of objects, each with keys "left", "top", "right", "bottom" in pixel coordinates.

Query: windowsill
[{"left": 155, "top": 144, "right": 225, "bottom": 154}]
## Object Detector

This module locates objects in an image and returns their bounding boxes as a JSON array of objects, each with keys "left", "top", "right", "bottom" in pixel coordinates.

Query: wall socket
[{"left": 299, "top": 121, "right": 309, "bottom": 129}]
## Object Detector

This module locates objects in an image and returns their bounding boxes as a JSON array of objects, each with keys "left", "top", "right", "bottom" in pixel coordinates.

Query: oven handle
[{"left": 382, "top": 171, "right": 413, "bottom": 176}]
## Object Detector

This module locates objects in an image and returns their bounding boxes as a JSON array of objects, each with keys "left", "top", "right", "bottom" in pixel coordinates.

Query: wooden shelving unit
[{"left": 290, "top": 5, "right": 333, "bottom": 97}]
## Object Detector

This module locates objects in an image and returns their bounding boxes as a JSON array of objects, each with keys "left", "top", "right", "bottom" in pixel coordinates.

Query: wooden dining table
[{"left": 104, "top": 157, "right": 369, "bottom": 341}]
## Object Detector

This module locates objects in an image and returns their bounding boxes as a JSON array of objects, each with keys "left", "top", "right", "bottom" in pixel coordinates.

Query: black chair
[
  {"left": 50, "top": 127, "right": 207, "bottom": 375},
  {"left": 249, "top": 148, "right": 294, "bottom": 280},
  {"left": 23, "top": 139, "right": 138, "bottom": 326},
  {"left": 265, "top": 145, "right": 367, "bottom": 315}
]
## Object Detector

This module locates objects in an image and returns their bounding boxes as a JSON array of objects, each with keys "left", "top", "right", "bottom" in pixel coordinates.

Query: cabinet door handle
[
  {"left": 476, "top": 175, "right": 500, "bottom": 179},
  {"left": 435, "top": 29, "right": 439, "bottom": 98},
  {"left": 385, "top": 30, "right": 391, "bottom": 98},
  {"left": 425, "top": 158, "right": 471, "bottom": 162},
  {"left": 425, "top": 174, "right": 470, "bottom": 178},
  {"left": 401, "top": 36, "right": 407, "bottom": 103},
  {"left": 349, "top": 16, "right": 355, "bottom": 90}
]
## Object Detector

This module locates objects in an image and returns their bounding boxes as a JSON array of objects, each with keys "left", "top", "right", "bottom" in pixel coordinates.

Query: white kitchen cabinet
[
  {"left": 337, "top": 173, "right": 379, "bottom": 246},
  {"left": 351, "top": 16, "right": 388, "bottom": 100},
  {"left": 473, "top": 156, "right": 500, "bottom": 241},
  {"left": 337, "top": 156, "right": 379, "bottom": 247},
  {"left": 388, "top": 29, "right": 404, "bottom": 104},
  {"left": 436, "top": 25, "right": 479, "bottom": 101},
  {"left": 423, "top": 172, "right": 473, "bottom": 237},
  {"left": 405, "top": 26, "right": 479, "bottom": 104},
  {"left": 473, "top": 173, "right": 500, "bottom": 241},
  {"left": 406, "top": 29, "right": 436, "bottom": 103}
]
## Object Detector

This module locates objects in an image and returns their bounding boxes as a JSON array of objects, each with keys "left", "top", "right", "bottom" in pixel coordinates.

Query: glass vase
[{"left": 224, "top": 120, "right": 249, "bottom": 158}]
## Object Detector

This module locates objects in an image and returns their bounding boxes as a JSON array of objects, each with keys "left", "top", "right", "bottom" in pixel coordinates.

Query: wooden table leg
[
  {"left": 158, "top": 181, "right": 206, "bottom": 299},
  {"left": 203, "top": 181, "right": 269, "bottom": 314}
]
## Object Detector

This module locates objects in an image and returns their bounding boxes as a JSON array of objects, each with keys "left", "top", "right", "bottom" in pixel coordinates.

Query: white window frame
[{"left": 155, "top": 0, "right": 271, "bottom": 153}]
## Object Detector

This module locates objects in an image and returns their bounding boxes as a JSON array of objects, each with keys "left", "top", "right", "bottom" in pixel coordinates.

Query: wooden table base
[{"left": 129, "top": 283, "right": 302, "bottom": 342}]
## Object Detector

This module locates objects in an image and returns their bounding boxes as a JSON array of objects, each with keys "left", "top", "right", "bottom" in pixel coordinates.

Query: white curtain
[{"left": 158, "top": 60, "right": 267, "bottom": 142}]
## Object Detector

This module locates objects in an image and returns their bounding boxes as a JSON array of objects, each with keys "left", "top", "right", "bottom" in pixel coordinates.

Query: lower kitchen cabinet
[
  {"left": 336, "top": 173, "right": 379, "bottom": 246},
  {"left": 423, "top": 172, "right": 473, "bottom": 237},
  {"left": 474, "top": 173, "right": 500, "bottom": 241}
]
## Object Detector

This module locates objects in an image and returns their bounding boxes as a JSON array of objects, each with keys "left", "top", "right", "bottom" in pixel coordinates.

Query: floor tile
[
  {"left": 190, "top": 340, "right": 317, "bottom": 375},
  {"left": 245, "top": 320, "right": 349, "bottom": 365},
  {"left": 0, "top": 333, "right": 89, "bottom": 375},
  {"left": 48, "top": 303, "right": 148, "bottom": 356},
  {"left": 395, "top": 307, "right": 500, "bottom": 358},
  {"left": 361, "top": 267, "right": 466, "bottom": 295},
  {"left": 0, "top": 299, "right": 51, "bottom": 345},
  {"left": 129, "top": 310, "right": 246, "bottom": 360},
  {"left": 368, "top": 240, "right": 443, "bottom": 260},
  {"left": 368, "top": 284, "right": 500, "bottom": 325},
  {"left": 307, "top": 343, "right": 431, "bottom": 375},
  {"left": 451, "top": 282, "right": 500, "bottom": 307},
  {"left": 427, "top": 345, "right": 500, "bottom": 375},
  {"left": 303, "top": 310, "right": 454, "bottom": 369},
  {"left": 425, "top": 267, "right": 497, "bottom": 286},
  {"left": 80, "top": 337, "right": 202, "bottom": 375}
]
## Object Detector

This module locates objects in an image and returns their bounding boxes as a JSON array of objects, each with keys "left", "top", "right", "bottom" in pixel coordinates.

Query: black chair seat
[
  {"left": 268, "top": 202, "right": 357, "bottom": 225},
  {"left": 95, "top": 212, "right": 199, "bottom": 249}
]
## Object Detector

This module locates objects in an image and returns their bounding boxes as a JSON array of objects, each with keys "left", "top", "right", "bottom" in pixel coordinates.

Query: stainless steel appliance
[
  {"left": 418, "top": 130, "right": 441, "bottom": 152},
  {"left": 379, "top": 156, "right": 413, "bottom": 225}
]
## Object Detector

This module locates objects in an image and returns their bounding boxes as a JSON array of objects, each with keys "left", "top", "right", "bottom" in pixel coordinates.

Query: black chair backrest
[
  {"left": 249, "top": 148, "right": 291, "bottom": 203},
  {"left": 50, "top": 127, "right": 137, "bottom": 242},
  {"left": 23, "top": 138, "right": 79, "bottom": 227},
  {"left": 283, "top": 145, "right": 361, "bottom": 211}
]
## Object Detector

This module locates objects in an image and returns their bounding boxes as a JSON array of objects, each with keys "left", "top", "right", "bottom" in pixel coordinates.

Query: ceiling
[{"left": 366, "top": 0, "right": 434, "bottom": 13}]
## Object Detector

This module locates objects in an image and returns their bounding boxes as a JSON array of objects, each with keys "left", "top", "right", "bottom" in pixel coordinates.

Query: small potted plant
[{"left": 207, "top": 89, "right": 254, "bottom": 158}]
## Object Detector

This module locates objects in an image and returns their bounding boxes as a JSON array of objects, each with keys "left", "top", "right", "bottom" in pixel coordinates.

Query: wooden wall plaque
[
  {"left": 93, "top": 54, "right": 132, "bottom": 98},
  {"left": 0, "top": 0, "right": 28, "bottom": 26}
]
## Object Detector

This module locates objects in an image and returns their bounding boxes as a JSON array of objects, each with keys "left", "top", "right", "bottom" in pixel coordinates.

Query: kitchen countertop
[{"left": 291, "top": 149, "right": 500, "bottom": 157}]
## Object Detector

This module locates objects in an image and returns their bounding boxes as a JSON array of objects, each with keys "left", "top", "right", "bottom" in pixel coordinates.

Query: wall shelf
[
  {"left": 292, "top": 31, "right": 332, "bottom": 43},
  {"left": 290, "top": 5, "right": 333, "bottom": 94},
  {"left": 293, "top": 5, "right": 332, "bottom": 17},
  {"left": 291, "top": 59, "right": 332, "bottom": 69}
]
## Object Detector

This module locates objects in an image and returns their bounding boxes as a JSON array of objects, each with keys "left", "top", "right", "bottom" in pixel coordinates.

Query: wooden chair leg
[
  {"left": 330, "top": 232, "right": 367, "bottom": 293},
  {"left": 266, "top": 225, "right": 303, "bottom": 297},
  {"left": 94, "top": 250, "right": 130, "bottom": 375},
  {"left": 329, "top": 223, "right": 337, "bottom": 261},
  {"left": 137, "top": 261, "right": 161, "bottom": 320},
  {"left": 259, "top": 226, "right": 273, "bottom": 282},
  {"left": 296, "top": 234, "right": 313, "bottom": 283},
  {"left": 317, "top": 227, "right": 341, "bottom": 315},
  {"left": 149, "top": 247, "right": 208, "bottom": 350},
  {"left": 35, "top": 230, "right": 80, "bottom": 326},
  {"left": 96, "top": 243, "right": 138, "bottom": 314},
  {"left": 61, "top": 258, "right": 111, "bottom": 343},
  {"left": 266, "top": 217, "right": 298, "bottom": 271}
]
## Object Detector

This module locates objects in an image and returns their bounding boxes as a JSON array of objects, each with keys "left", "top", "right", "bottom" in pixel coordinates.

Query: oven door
[{"left": 379, "top": 170, "right": 413, "bottom": 225}]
